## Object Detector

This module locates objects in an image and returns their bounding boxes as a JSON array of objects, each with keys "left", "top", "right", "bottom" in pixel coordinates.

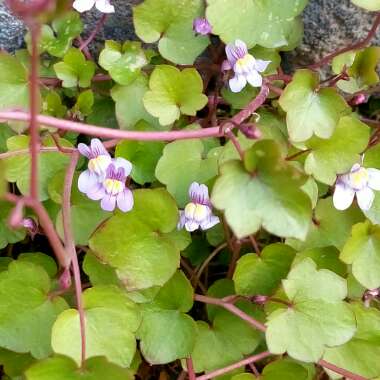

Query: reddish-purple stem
[
  {"left": 194, "top": 294, "right": 267, "bottom": 332},
  {"left": 195, "top": 351, "right": 272, "bottom": 380},
  {"left": 186, "top": 357, "right": 197, "bottom": 380},
  {"left": 310, "top": 13, "right": 380, "bottom": 69},
  {"left": 318, "top": 360, "right": 368, "bottom": 380},
  {"left": 80, "top": 14, "right": 107, "bottom": 52},
  {"left": 225, "top": 130, "right": 244, "bottom": 160},
  {"left": 62, "top": 152, "right": 86, "bottom": 365},
  {"left": 28, "top": 22, "right": 40, "bottom": 200}
]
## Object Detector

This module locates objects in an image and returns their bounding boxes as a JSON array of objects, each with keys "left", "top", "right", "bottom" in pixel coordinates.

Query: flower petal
[
  {"left": 73, "top": 0, "right": 95, "bottom": 12},
  {"left": 116, "top": 188, "right": 134, "bottom": 212},
  {"left": 77, "top": 143, "right": 92, "bottom": 159},
  {"left": 229, "top": 74, "right": 247, "bottom": 93},
  {"left": 200, "top": 215, "right": 220, "bottom": 230},
  {"left": 246, "top": 70, "right": 263, "bottom": 87},
  {"left": 189, "top": 182, "right": 209, "bottom": 204},
  {"left": 101, "top": 195, "right": 117, "bottom": 212},
  {"left": 368, "top": 168, "right": 380, "bottom": 190},
  {"left": 356, "top": 187, "right": 375, "bottom": 211},
  {"left": 113, "top": 157, "right": 132, "bottom": 177},
  {"left": 226, "top": 40, "right": 248, "bottom": 64},
  {"left": 221, "top": 60, "right": 232, "bottom": 72},
  {"left": 91, "top": 138, "right": 109, "bottom": 157},
  {"left": 177, "top": 210, "right": 187, "bottom": 230},
  {"left": 87, "top": 183, "right": 106, "bottom": 201},
  {"left": 254, "top": 59, "right": 271, "bottom": 73},
  {"left": 350, "top": 163, "right": 362, "bottom": 172},
  {"left": 333, "top": 182, "right": 355, "bottom": 210},
  {"left": 95, "top": 0, "right": 115, "bottom": 13},
  {"left": 185, "top": 220, "right": 200, "bottom": 232},
  {"left": 78, "top": 170, "right": 99, "bottom": 194}
]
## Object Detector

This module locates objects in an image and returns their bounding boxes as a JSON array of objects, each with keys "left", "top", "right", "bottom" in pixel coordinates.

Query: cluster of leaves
[{"left": 1, "top": 0, "right": 380, "bottom": 379}]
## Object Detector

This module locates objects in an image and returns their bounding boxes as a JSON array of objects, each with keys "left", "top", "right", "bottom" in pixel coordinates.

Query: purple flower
[
  {"left": 178, "top": 182, "right": 219, "bottom": 232},
  {"left": 333, "top": 163, "right": 380, "bottom": 211},
  {"left": 78, "top": 138, "right": 112, "bottom": 194},
  {"left": 193, "top": 18, "right": 212, "bottom": 35},
  {"left": 222, "top": 39, "right": 271, "bottom": 93},
  {"left": 86, "top": 158, "right": 134, "bottom": 212}
]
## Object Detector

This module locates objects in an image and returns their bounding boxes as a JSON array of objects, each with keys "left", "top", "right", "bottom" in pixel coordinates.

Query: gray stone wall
[{"left": 0, "top": 0, "right": 379, "bottom": 67}]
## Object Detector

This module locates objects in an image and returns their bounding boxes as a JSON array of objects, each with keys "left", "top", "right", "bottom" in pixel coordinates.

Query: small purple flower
[
  {"left": 178, "top": 182, "right": 219, "bottom": 232},
  {"left": 222, "top": 39, "right": 271, "bottom": 93},
  {"left": 78, "top": 138, "right": 112, "bottom": 194},
  {"left": 86, "top": 158, "right": 134, "bottom": 212},
  {"left": 193, "top": 18, "right": 212, "bottom": 35}
]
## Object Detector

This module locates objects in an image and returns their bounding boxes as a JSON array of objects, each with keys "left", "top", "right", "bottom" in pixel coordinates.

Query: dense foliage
[{"left": 1, "top": 0, "right": 380, "bottom": 379}]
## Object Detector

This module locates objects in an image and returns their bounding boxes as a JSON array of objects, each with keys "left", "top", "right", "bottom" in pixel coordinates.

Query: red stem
[
  {"left": 28, "top": 22, "right": 40, "bottom": 200},
  {"left": 195, "top": 351, "right": 272, "bottom": 380},
  {"left": 80, "top": 14, "right": 107, "bottom": 52},
  {"left": 318, "top": 360, "right": 368, "bottom": 380},
  {"left": 186, "top": 357, "right": 197, "bottom": 380},
  {"left": 62, "top": 152, "right": 86, "bottom": 365},
  {"left": 194, "top": 294, "right": 267, "bottom": 332},
  {"left": 309, "top": 13, "right": 380, "bottom": 69}
]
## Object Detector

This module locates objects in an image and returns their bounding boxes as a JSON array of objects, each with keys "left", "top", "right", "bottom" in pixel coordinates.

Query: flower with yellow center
[
  {"left": 222, "top": 39, "right": 271, "bottom": 93},
  {"left": 334, "top": 163, "right": 380, "bottom": 211},
  {"left": 178, "top": 182, "right": 219, "bottom": 232}
]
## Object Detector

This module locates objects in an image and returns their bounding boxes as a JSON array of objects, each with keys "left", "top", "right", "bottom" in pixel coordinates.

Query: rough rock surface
[{"left": 0, "top": 0, "right": 379, "bottom": 67}]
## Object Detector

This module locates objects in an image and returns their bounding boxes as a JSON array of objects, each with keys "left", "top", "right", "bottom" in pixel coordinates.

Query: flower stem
[
  {"left": 186, "top": 357, "right": 197, "bottom": 380},
  {"left": 79, "top": 14, "right": 107, "bottom": 52},
  {"left": 318, "top": 360, "right": 368, "bottom": 380}
]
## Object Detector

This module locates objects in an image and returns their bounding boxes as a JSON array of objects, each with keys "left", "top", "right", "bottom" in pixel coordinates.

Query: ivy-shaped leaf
[
  {"left": 0, "top": 201, "right": 26, "bottom": 250},
  {"left": 206, "top": 0, "right": 308, "bottom": 49},
  {"left": 115, "top": 121, "right": 165, "bottom": 185},
  {"left": 111, "top": 74, "right": 160, "bottom": 130},
  {"left": 99, "top": 41, "right": 148, "bottom": 86},
  {"left": 52, "top": 286, "right": 141, "bottom": 367},
  {"left": 259, "top": 359, "right": 311, "bottom": 380},
  {"left": 266, "top": 258, "right": 356, "bottom": 362},
  {"left": 212, "top": 140, "right": 312, "bottom": 239},
  {"left": 133, "top": 0, "right": 209, "bottom": 64},
  {"left": 303, "top": 115, "right": 370, "bottom": 185},
  {"left": 279, "top": 70, "right": 350, "bottom": 142},
  {"left": 89, "top": 189, "right": 190, "bottom": 290},
  {"left": 0, "top": 260, "right": 68, "bottom": 358},
  {"left": 26, "top": 11, "right": 83, "bottom": 58},
  {"left": 341, "top": 221, "right": 380, "bottom": 290},
  {"left": 233, "top": 243, "right": 296, "bottom": 296},
  {"left": 155, "top": 138, "right": 219, "bottom": 207},
  {"left": 25, "top": 356, "right": 134, "bottom": 380},
  {"left": 286, "top": 197, "right": 364, "bottom": 251},
  {"left": 137, "top": 271, "right": 197, "bottom": 364},
  {"left": 323, "top": 303, "right": 380, "bottom": 379},
  {"left": 143, "top": 65, "right": 208, "bottom": 126},
  {"left": 351, "top": 0, "right": 380, "bottom": 11},
  {"left": 4, "top": 135, "right": 73, "bottom": 201},
  {"left": 54, "top": 48, "right": 95, "bottom": 88}
]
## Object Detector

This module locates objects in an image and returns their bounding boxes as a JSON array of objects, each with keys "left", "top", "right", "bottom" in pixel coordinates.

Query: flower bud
[
  {"left": 59, "top": 267, "right": 72, "bottom": 291},
  {"left": 251, "top": 295, "right": 269, "bottom": 305},
  {"left": 22, "top": 218, "right": 39, "bottom": 239},
  {"left": 349, "top": 93, "right": 368, "bottom": 106},
  {"left": 193, "top": 18, "right": 212, "bottom": 36},
  {"left": 240, "top": 123, "right": 262, "bottom": 140}
]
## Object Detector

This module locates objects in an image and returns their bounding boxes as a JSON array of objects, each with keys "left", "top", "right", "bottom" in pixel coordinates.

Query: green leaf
[
  {"left": 0, "top": 201, "right": 26, "bottom": 249},
  {"left": 54, "top": 48, "right": 95, "bottom": 88},
  {"left": 279, "top": 70, "right": 350, "bottom": 142},
  {"left": 25, "top": 355, "right": 134, "bottom": 380},
  {"left": 206, "top": 0, "right": 307, "bottom": 49},
  {"left": 4, "top": 135, "right": 73, "bottom": 201},
  {"left": 340, "top": 221, "right": 380, "bottom": 289},
  {"left": 212, "top": 140, "right": 312, "bottom": 239},
  {"left": 133, "top": 0, "right": 209, "bottom": 64},
  {"left": 89, "top": 188, "right": 190, "bottom": 290},
  {"left": 0, "top": 348, "right": 35, "bottom": 378},
  {"left": 71, "top": 89, "right": 94, "bottom": 118},
  {"left": 351, "top": 0, "right": 380, "bottom": 11},
  {"left": 304, "top": 115, "right": 370, "bottom": 185},
  {"left": 27, "top": 12, "right": 83, "bottom": 57},
  {"left": 155, "top": 138, "right": 219, "bottom": 207},
  {"left": 0, "top": 260, "right": 68, "bottom": 358},
  {"left": 137, "top": 271, "right": 196, "bottom": 364},
  {"left": 364, "top": 143, "right": 380, "bottom": 169},
  {"left": 323, "top": 303, "right": 380, "bottom": 379},
  {"left": 143, "top": 65, "right": 208, "bottom": 126},
  {"left": 43, "top": 90, "right": 67, "bottom": 118},
  {"left": 266, "top": 258, "right": 356, "bottom": 362},
  {"left": 0, "top": 51, "right": 34, "bottom": 111},
  {"left": 111, "top": 75, "right": 160, "bottom": 130},
  {"left": 260, "top": 359, "right": 309, "bottom": 380},
  {"left": 115, "top": 121, "right": 165, "bottom": 185},
  {"left": 18, "top": 252, "right": 58, "bottom": 278},
  {"left": 52, "top": 286, "right": 141, "bottom": 367},
  {"left": 233, "top": 243, "right": 296, "bottom": 296},
  {"left": 332, "top": 47, "right": 380, "bottom": 93},
  {"left": 286, "top": 197, "right": 364, "bottom": 251},
  {"left": 86, "top": 96, "right": 118, "bottom": 129},
  {"left": 99, "top": 41, "right": 148, "bottom": 85}
]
